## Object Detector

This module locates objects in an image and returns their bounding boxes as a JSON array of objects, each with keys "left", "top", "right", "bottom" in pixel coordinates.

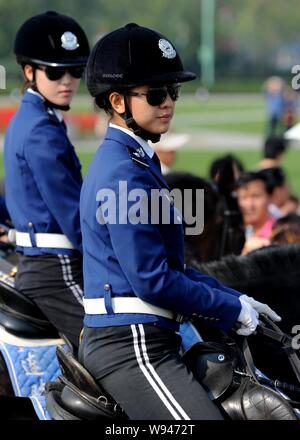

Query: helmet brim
[
  {"left": 17, "top": 55, "right": 88, "bottom": 68},
  {"left": 142, "top": 70, "right": 197, "bottom": 84}
]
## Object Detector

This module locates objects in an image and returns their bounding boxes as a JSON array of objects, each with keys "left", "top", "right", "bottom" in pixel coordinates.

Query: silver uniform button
[
  {"left": 28, "top": 222, "right": 33, "bottom": 228},
  {"left": 104, "top": 284, "right": 111, "bottom": 291}
]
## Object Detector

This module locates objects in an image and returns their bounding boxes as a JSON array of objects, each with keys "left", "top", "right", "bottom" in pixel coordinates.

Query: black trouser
[
  {"left": 15, "top": 254, "right": 84, "bottom": 348},
  {"left": 79, "top": 324, "right": 224, "bottom": 420}
]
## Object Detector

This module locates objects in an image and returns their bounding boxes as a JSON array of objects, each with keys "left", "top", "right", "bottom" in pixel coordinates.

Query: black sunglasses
[
  {"left": 37, "top": 65, "right": 85, "bottom": 81},
  {"left": 127, "top": 84, "right": 181, "bottom": 106}
]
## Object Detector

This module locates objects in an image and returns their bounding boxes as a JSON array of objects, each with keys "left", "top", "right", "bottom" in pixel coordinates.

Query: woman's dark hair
[
  {"left": 235, "top": 171, "right": 273, "bottom": 195},
  {"left": 95, "top": 88, "right": 127, "bottom": 116},
  {"left": 263, "top": 136, "right": 287, "bottom": 159},
  {"left": 258, "top": 167, "right": 286, "bottom": 192},
  {"left": 209, "top": 154, "right": 244, "bottom": 181},
  {"left": 270, "top": 213, "right": 300, "bottom": 245}
]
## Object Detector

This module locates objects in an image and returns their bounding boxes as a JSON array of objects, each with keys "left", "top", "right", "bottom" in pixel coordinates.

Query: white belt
[
  {"left": 14, "top": 231, "right": 74, "bottom": 249},
  {"left": 83, "top": 297, "right": 175, "bottom": 320}
]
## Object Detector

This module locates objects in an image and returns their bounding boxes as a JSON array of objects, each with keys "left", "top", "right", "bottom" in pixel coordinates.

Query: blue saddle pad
[
  {"left": 0, "top": 339, "right": 64, "bottom": 398},
  {"left": 29, "top": 395, "right": 52, "bottom": 420}
]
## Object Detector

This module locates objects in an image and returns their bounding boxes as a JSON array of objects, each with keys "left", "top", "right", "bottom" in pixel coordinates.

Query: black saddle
[
  {"left": 45, "top": 346, "right": 127, "bottom": 420},
  {"left": 0, "top": 258, "right": 59, "bottom": 339},
  {"left": 183, "top": 327, "right": 299, "bottom": 420}
]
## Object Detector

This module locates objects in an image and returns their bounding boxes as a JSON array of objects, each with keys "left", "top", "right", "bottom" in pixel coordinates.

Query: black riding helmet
[
  {"left": 86, "top": 23, "right": 196, "bottom": 142},
  {"left": 14, "top": 11, "right": 90, "bottom": 111},
  {"left": 14, "top": 10, "right": 90, "bottom": 67}
]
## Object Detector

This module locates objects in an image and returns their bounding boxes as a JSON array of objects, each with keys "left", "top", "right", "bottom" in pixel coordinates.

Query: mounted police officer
[
  {"left": 79, "top": 23, "right": 281, "bottom": 419},
  {"left": 4, "top": 11, "right": 90, "bottom": 348}
]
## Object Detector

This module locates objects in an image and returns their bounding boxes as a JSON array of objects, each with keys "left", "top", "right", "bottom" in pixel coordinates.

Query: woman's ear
[
  {"left": 24, "top": 64, "right": 34, "bottom": 82},
  {"left": 109, "top": 92, "right": 125, "bottom": 114}
]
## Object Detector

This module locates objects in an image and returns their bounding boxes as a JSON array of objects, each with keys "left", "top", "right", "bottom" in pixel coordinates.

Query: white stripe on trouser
[
  {"left": 58, "top": 255, "right": 83, "bottom": 306},
  {"left": 131, "top": 324, "right": 191, "bottom": 420}
]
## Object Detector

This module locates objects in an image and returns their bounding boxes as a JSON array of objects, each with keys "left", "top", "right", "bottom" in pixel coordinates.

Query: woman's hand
[
  {"left": 236, "top": 297, "right": 259, "bottom": 336},
  {"left": 240, "top": 294, "right": 281, "bottom": 322}
]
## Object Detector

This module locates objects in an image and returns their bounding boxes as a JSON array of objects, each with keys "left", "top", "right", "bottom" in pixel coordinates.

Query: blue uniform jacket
[
  {"left": 4, "top": 91, "right": 82, "bottom": 255},
  {"left": 80, "top": 127, "right": 242, "bottom": 332}
]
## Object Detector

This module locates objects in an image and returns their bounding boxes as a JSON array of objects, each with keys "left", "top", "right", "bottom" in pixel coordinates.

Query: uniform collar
[
  {"left": 106, "top": 125, "right": 169, "bottom": 191},
  {"left": 160, "top": 163, "right": 171, "bottom": 175},
  {"left": 109, "top": 123, "right": 154, "bottom": 159},
  {"left": 27, "top": 88, "right": 63, "bottom": 123}
]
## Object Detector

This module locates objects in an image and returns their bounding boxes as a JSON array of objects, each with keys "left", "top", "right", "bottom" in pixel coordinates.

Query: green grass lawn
[
  {"left": 175, "top": 100, "right": 265, "bottom": 115},
  {"left": 182, "top": 121, "right": 266, "bottom": 133},
  {"left": 174, "top": 149, "right": 300, "bottom": 197},
  {"left": 3, "top": 148, "right": 298, "bottom": 197},
  {"left": 1, "top": 93, "right": 299, "bottom": 196}
]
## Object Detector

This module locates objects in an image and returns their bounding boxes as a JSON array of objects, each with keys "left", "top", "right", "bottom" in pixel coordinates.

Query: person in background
[
  {"left": 259, "top": 167, "right": 290, "bottom": 219},
  {"left": 257, "top": 136, "right": 288, "bottom": 170},
  {"left": 280, "top": 193, "right": 300, "bottom": 217},
  {"left": 149, "top": 133, "right": 189, "bottom": 175},
  {"left": 270, "top": 213, "right": 300, "bottom": 246},
  {"left": 263, "top": 76, "right": 285, "bottom": 137},
  {"left": 4, "top": 11, "right": 90, "bottom": 348},
  {"left": 210, "top": 154, "right": 244, "bottom": 185},
  {"left": 236, "top": 171, "right": 276, "bottom": 255},
  {"left": 282, "top": 87, "right": 298, "bottom": 132},
  {"left": 209, "top": 154, "right": 245, "bottom": 256}
]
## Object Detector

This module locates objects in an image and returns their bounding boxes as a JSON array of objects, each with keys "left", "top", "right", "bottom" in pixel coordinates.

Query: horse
[
  {"left": 192, "top": 243, "right": 300, "bottom": 385},
  {"left": 1, "top": 245, "right": 299, "bottom": 420},
  {"left": 165, "top": 171, "right": 245, "bottom": 263}
]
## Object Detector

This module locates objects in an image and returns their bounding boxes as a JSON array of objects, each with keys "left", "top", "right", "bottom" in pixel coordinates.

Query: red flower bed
[
  {"left": 0, "top": 107, "right": 17, "bottom": 132},
  {"left": 0, "top": 107, "right": 99, "bottom": 136},
  {"left": 65, "top": 113, "right": 99, "bottom": 134}
]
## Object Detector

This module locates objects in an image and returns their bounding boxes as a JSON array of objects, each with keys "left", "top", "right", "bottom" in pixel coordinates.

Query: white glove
[
  {"left": 240, "top": 294, "right": 281, "bottom": 322},
  {"left": 236, "top": 297, "right": 259, "bottom": 336}
]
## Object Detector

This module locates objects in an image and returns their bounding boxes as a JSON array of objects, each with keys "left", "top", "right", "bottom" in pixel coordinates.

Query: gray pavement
[
  {"left": 69, "top": 130, "right": 265, "bottom": 152},
  {"left": 2, "top": 129, "right": 300, "bottom": 153},
  {"left": 1, "top": 92, "right": 299, "bottom": 152}
]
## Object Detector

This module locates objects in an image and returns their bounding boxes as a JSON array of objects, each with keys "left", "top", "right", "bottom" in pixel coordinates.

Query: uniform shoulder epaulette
[{"left": 126, "top": 146, "right": 149, "bottom": 168}]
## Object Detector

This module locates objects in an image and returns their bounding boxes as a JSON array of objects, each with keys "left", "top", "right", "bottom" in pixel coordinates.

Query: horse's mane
[
  {"left": 195, "top": 243, "right": 300, "bottom": 291},
  {"left": 197, "top": 243, "right": 300, "bottom": 382}
]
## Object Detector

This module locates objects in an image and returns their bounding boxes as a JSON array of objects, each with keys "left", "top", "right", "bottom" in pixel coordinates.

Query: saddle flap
[
  {"left": 56, "top": 345, "right": 109, "bottom": 398},
  {"left": 221, "top": 377, "right": 298, "bottom": 420},
  {"left": 45, "top": 379, "right": 125, "bottom": 420},
  {"left": 45, "top": 381, "right": 81, "bottom": 420}
]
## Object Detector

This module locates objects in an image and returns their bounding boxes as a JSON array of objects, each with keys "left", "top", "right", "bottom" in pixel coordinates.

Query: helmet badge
[
  {"left": 61, "top": 32, "right": 80, "bottom": 51},
  {"left": 158, "top": 39, "right": 176, "bottom": 59}
]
